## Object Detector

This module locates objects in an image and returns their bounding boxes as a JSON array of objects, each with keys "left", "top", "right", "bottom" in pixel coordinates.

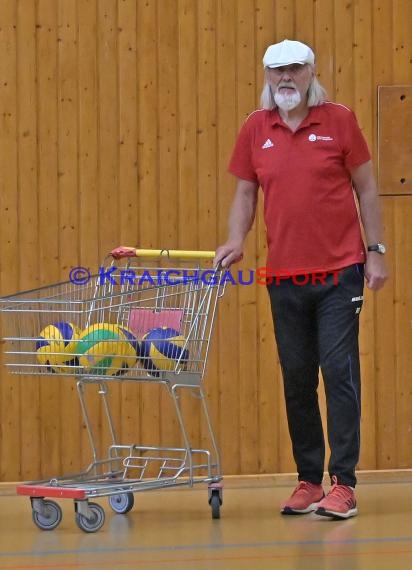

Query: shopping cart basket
[{"left": 0, "top": 248, "right": 226, "bottom": 532}]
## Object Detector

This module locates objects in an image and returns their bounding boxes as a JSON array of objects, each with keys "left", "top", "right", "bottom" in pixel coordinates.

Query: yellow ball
[
  {"left": 36, "top": 322, "right": 81, "bottom": 373},
  {"left": 77, "top": 323, "right": 138, "bottom": 376}
]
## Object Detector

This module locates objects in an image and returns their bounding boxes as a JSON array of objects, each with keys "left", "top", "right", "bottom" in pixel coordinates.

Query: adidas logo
[{"left": 261, "top": 138, "right": 274, "bottom": 149}]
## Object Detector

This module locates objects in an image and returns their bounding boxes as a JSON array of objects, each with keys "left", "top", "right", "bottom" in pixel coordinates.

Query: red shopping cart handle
[{"left": 110, "top": 246, "right": 137, "bottom": 259}]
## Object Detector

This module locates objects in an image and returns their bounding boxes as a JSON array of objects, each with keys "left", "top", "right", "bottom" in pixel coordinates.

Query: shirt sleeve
[
  {"left": 228, "top": 118, "right": 259, "bottom": 183},
  {"left": 341, "top": 110, "right": 371, "bottom": 170}
]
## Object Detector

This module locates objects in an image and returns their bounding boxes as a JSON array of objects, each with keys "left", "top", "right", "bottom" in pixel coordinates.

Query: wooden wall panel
[
  {"left": 196, "top": 0, "right": 219, "bottom": 457},
  {"left": 236, "top": 0, "right": 259, "bottom": 474},
  {"left": 158, "top": 0, "right": 180, "bottom": 448},
  {"left": 353, "top": 0, "right": 378, "bottom": 469},
  {"left": 334, "top": 0, "right": 355, "bottom": 108},
  {"left": 117, "top": 0, "right": 141, "bottom": 454},
  {"left": 136, "top": 0, "right": 161, "bottom": 450},
  {"left": 78, "top": 0, "right": 99, "bottom": 271},
  {"left": 375, "top": 197, "right": 412, "bottom": 468},
  {"left": 255, "top": 0, "right": 280, "bottom": 474},
  {"left": 375, "top": 197, "right": 398, "bottom": 468},
  {"left": 16, "top": 0, "right": 41, "bottom": 481},
  {"left": 77, "top": 0, "right": 100, "bottom": 469},
  {"left": 0, "top": 0, "right": 20, "bottom": 482},
  {"left": 215, "top": 0, "right": 240, "bottom": 474},
  {"left": 57, "top": 0, "right": 82, "bottom": 477},
  {"left": 313, "top": 0, "right": 335, "bottom": 97},
  {"left": 391, "top": 200, "right": 412, "bottom": 468},
  {"left": 0, "top": 0, "right": 411, "bottom": 481},
  {"left": 177, "top": 0, "right": 202, "bottom": 458},
  {"left": 392, "top": 0, "right": 412, "bottom": 84},
  {"left": 378, "top": 86, "right": 412, "bottom": 195}
]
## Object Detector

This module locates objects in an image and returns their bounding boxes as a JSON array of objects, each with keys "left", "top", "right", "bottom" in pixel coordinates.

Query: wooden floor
[{"left": 1, "top": 474, "right": 412, "bottom": 570}]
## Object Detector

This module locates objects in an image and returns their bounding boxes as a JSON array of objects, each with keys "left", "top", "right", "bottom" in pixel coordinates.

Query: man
[{"left": 214, "top": 39, "right": 387, "bottom": 519}]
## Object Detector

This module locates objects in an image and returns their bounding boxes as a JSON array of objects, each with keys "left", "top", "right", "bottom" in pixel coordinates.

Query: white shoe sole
[
  {"left": 315, "top": 506, "right": 358, "bottom": 519},
  {"left": 281, "top": 501, "right": 321, "bottom": 515}
]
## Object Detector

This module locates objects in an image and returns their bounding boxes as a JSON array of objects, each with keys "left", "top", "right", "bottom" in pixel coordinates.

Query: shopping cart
[{"left": 0, "top": 248, "right": 226, "bottom": 532}]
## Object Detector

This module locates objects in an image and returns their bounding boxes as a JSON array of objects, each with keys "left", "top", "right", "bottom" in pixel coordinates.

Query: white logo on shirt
[
  {"left": 308, "top": 133, "right": 334, "bottom": 142},
  {"left": 262, "top": 138, "right": 274, "bottom": 149}
]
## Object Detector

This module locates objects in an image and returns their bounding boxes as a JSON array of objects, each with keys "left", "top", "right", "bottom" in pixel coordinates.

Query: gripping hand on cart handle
[{"left": 213, "top": 243, "right": 243, "bottom": 269}]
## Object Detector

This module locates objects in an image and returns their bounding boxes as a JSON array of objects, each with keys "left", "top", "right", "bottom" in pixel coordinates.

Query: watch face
[{"left": 368, "top": 243, "right": 386, "bottom": 254}]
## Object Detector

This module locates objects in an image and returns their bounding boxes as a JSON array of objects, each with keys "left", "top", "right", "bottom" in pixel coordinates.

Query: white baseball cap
[{"left": 263, "top": 39, "right": 315, "bottom": 68}]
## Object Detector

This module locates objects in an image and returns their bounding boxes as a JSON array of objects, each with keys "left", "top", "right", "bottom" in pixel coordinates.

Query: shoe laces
[
  {"left": 329, "top": 475, "right": 353, "bottom": 501},
  {"left": 292, "top": 481, "right": 316, "bottom": 496}
]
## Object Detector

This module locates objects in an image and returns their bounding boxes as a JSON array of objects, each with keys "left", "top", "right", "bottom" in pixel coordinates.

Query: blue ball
[
  {"left": 140, "top": 327, "right": 189, "bottom": 376},
  {"left": 36, "top": 321, "right": 80, "bottom": 372}
]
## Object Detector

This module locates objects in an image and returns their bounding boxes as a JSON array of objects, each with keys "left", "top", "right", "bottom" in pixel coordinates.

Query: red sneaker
[
  {"left": 281, "top": 481, "right": 324, "bottom": 515},
  {"left": 315, "top": 476, "right": 358, "bottom": 519}
]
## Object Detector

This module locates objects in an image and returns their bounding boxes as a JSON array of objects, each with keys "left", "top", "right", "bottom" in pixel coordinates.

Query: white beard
[{"left": 274, "top": 89, "right": 302, "bottom": 111}]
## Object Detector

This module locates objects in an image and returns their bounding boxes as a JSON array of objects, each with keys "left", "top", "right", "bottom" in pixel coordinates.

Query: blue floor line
[{"left": 1, "top": 534, "right": 412, "bottom": 558}]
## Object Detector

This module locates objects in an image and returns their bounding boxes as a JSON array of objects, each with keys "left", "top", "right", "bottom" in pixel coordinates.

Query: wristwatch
[{"left": 367, "top": 243, "right": 386, "bottom": 255}]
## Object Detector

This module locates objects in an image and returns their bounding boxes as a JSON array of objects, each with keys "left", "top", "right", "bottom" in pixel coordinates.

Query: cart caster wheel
[
  {"left": 108, "top": 492, "right": 134, "bottom": 514},
  {"left": 210, "top": 491, "right": 221, "bottom": 519},
  {"left": 32, "top": 499, "right": 63, "bottom": 531},
  {"left": 75, "top": 502, "right": 105, "bottom": 533}
]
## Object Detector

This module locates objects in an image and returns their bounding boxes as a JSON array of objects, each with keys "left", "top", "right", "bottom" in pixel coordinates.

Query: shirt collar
[{"left": 270, "top": 105, "right": 323, "bottom": 129}]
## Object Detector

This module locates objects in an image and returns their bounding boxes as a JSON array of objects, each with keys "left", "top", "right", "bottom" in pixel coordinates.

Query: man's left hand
[{"left": 364, "top": 254, "right": 388, "bottom": 291}]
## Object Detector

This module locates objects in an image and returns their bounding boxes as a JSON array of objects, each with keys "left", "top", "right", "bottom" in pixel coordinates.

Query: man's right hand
[{"left": 213, "top": 243, "right": 243, "bottom": 269}]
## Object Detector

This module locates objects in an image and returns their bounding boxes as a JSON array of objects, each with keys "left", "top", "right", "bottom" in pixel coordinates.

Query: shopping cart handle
[
  {"left": 110, "top": 246, "right": 139, "bottom": 259},
  {"left": 110, "top": 246, "right": 216, "bottom": 261}
]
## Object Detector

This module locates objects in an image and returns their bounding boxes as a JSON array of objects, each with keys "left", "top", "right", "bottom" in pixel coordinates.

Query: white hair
[{"left": 260, "top": 73, "right": 327, "bottom": 110}]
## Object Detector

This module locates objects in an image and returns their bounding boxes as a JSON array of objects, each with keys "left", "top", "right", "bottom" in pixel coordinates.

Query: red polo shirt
[{"left": 228, "top": 102, "right": 371, "bottom": 273}]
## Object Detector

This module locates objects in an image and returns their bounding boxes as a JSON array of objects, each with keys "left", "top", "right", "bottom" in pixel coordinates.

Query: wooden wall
[{"left": 0, "top": 0, "right": 411, "bottom": 481}]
